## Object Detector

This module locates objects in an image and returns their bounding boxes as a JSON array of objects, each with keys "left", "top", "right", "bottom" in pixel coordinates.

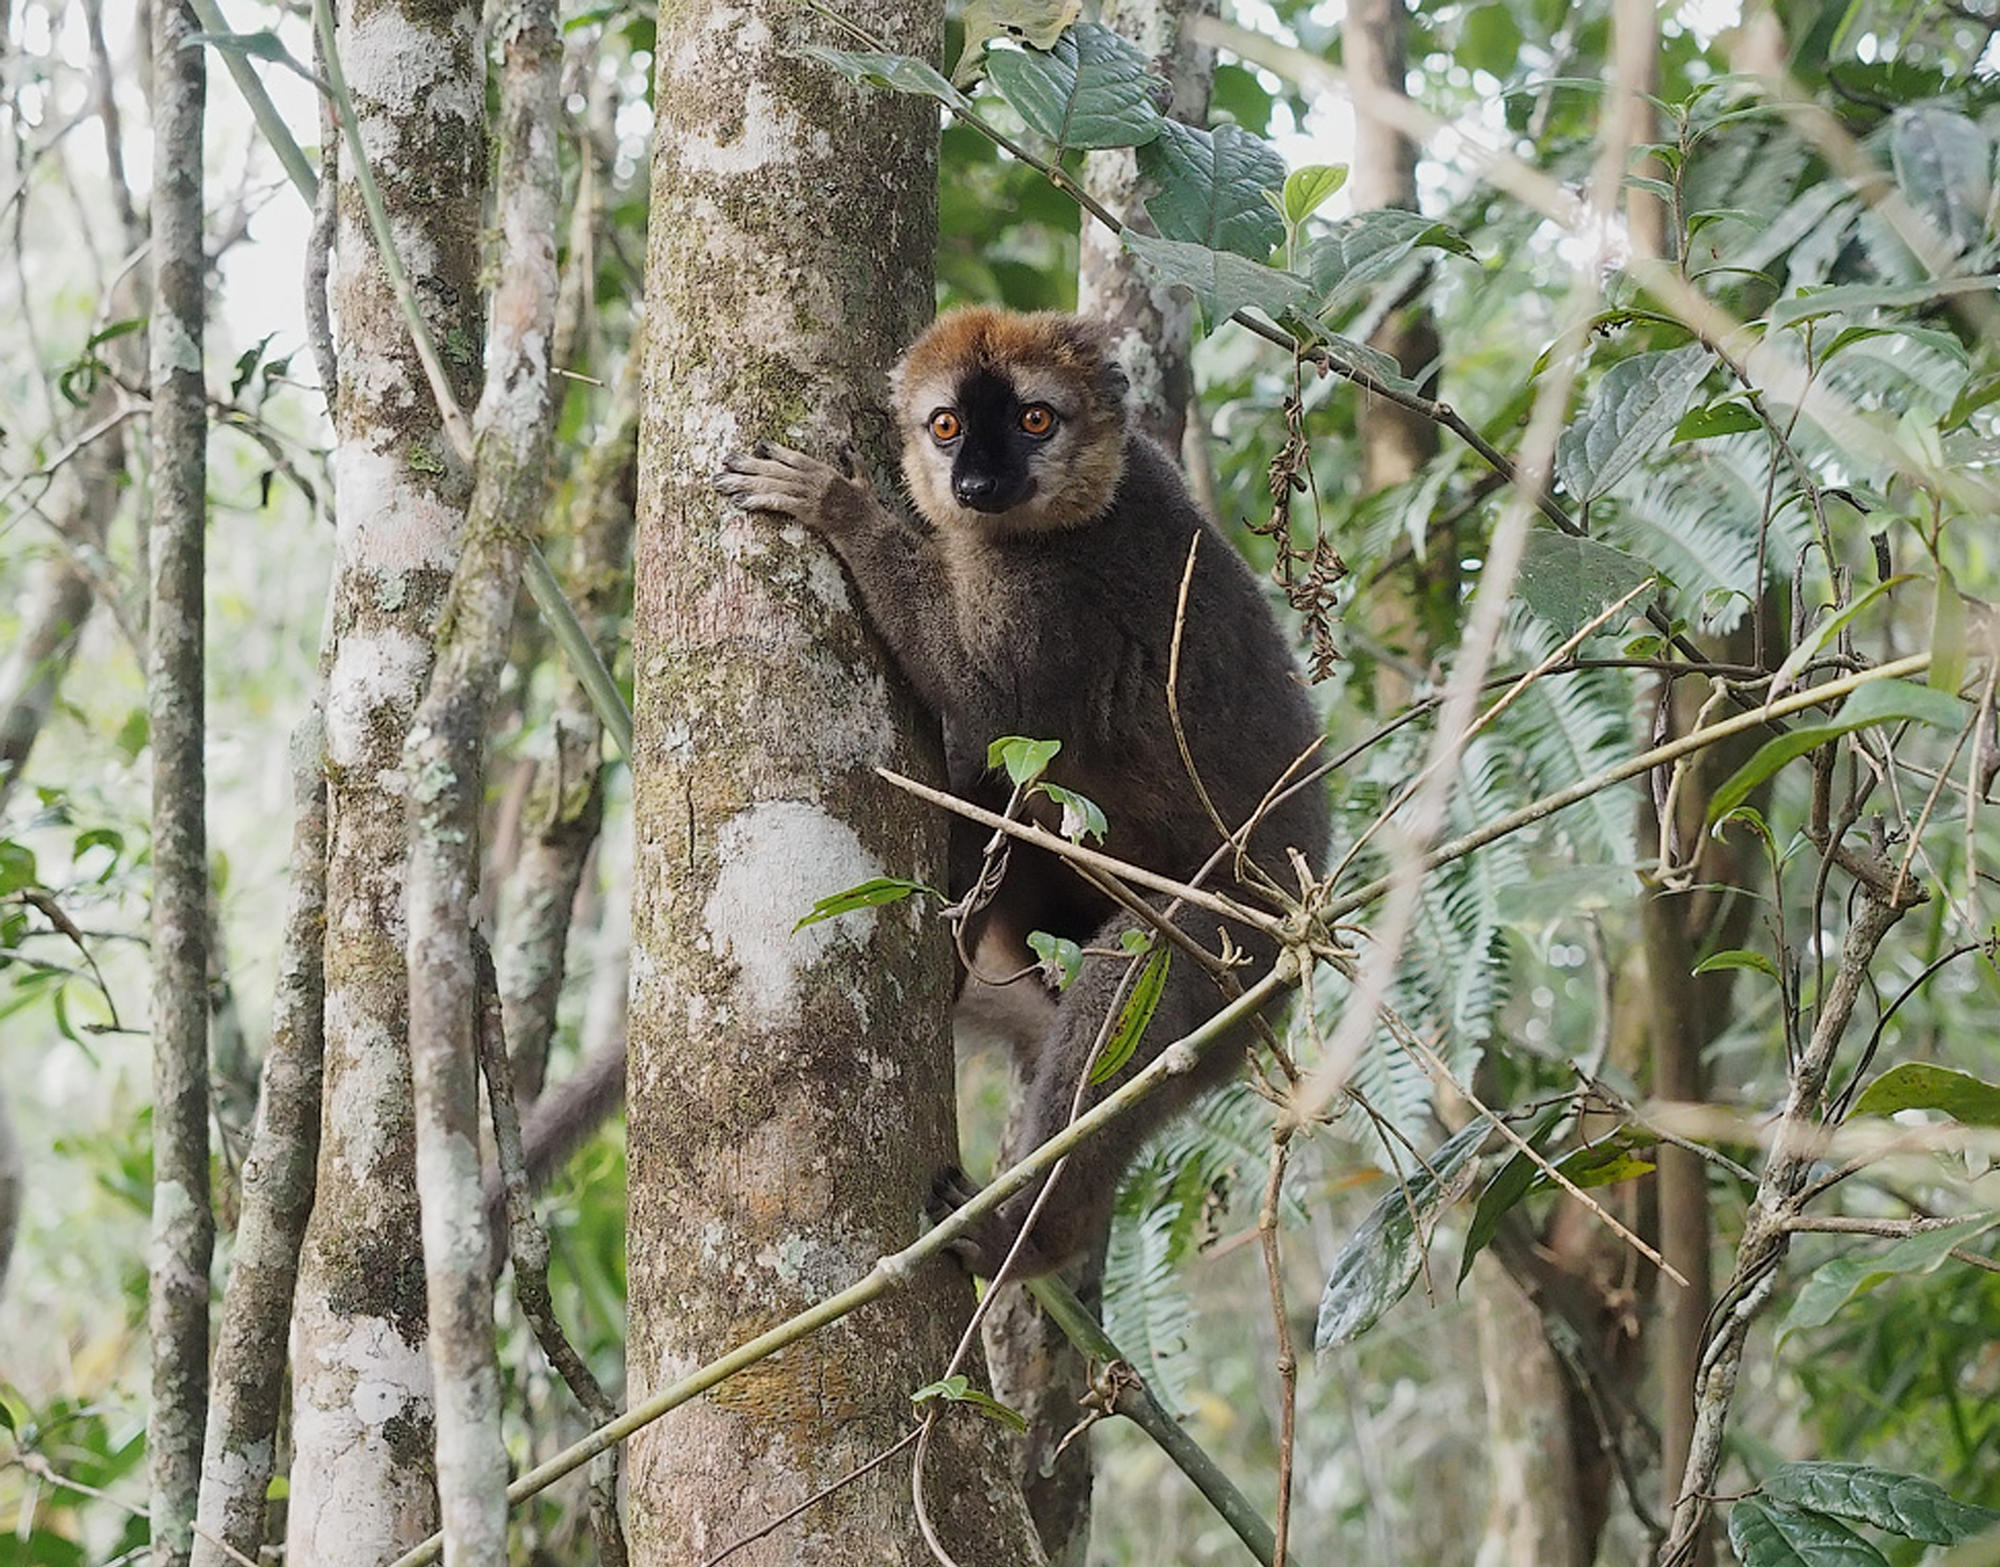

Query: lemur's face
[{"left": 891, "top": 308, "right": 1128, "bottom": 537}]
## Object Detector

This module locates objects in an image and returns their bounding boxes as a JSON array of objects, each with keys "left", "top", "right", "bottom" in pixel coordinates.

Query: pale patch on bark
[
  {"left": 324, "top": 630, "right": 434, "bottom": 769},
  {"left": 151, "top": 313, "right": 203, "bottom": 375},
  {"left": 700, "top": 800, "right": 885, "bottom": 1028},
  {"left": 288, "top": 1309, "right": 434, "bottom": 1558},
  {"left": 341, "top": 5, "right": 482, "bottom": 159},
  {"left": 333, "top": 448, "right": 462, "bottom": 574},
  {"left": 318, "top": 992, "right": 413, "bottom": 1174}
]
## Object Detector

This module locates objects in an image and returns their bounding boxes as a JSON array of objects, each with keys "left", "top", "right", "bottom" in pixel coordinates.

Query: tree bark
[
  {"left": 627, "top": 6, "right": 1044, "bottom": 1562},
  {"left": 1471, "top": 1256, "right": 1587, "bottom": 1567},
  {"left": 147, "top": 5, "right": 213, "bottom": 1561},
  {"left": 1075, "top": 0, "right": 1217, "bottom": 453},
  {"left": 402, "top": 0, "right": 562, "bottom": 1554},
  {"left": 193, "top": 706, "right": 329, "bottom": 1567},
  {"left": 285, "top": 0, "right": 484, "bottom": 1555}
]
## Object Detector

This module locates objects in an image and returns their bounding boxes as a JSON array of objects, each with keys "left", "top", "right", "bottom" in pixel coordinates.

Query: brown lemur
[{"left": 715, "top": 307, "right": 1330, "bottom": 1277}]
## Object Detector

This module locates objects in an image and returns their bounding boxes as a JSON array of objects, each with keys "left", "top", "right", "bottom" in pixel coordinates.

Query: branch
[{"left": 384, "top": 964, "right": 1294, "bottom": 1567}]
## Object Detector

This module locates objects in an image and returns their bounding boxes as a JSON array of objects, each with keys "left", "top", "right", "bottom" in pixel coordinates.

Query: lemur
[{"left": 715, "top": 306, "right": 1330, "bottom": 1276}]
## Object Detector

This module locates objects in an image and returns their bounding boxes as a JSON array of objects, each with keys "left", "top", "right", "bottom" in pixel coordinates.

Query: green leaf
[
  {"left": 1138, "top": 120, "right": 1286, "bottom": 260},
  {"left": 1782, "top": 1216, "right": 1998, "bottom": 1335},
  {"left": 1458, "top": 1107, "right": 1566, "bottom": 1284},
  {"left": 1890, "top": 106, "right": 1992, "bottom": 258},
  {"left": 1037, "top": 782, "right": 1106, "bottom": 844},
  {"left": 231, "top": 332, "right": 275, "bottom": 400},
  {"left": 1090, "top": 944, "right": 1169, "bottom": 1084},
  {"left": 1304, "top": 208, "right": 1475, "bottom": 315},
  {"left": 986, "top": 22, "right": 1163, "bottom": 151},
  {"left": 1930, "top": 565, "right": 1967, "bottom": 695},
  {"left": 1672, "top": 398, "right": 1763, "bottom": 442},
  {"left": 1294, "top": 322, "right": 1420, "bottom": 394},
  {"left": 1028, "top": 929, "right": 1082, "bottom": 990},
  {"left": 1849, "top": 1063, "right": 2000, "bottom": 1127},
  {"left": 1122, "top": 229, "right": 1313, "bottom": 328},
  {"left": 1767, "top": 574, "right": 1913, "bottom": 698},
  {"left": 1514, "top": 529, "right": 1657, "bottom": 634},
  {"left": 1770, "top": 275, "right": 2000, "bottom": 328},
  {"left": 1706, "top": 679, "right": 1967, "bottom": 825},
  {"left": 0, "top": 841, "right": 37, "bottom": 897},
  {"left": 1692, "top": 948, "right": 1782, "bottom": 982},
  {"left": 1459, "top": 2, "right": 1523, "bottom": 75},
  {"left": 989, "top": 734, "right": 1061, "bottom": 786},
  {"left": 797, "top": 46, "right": 971, "bottom": 109},
  {"left": 1556, "top": 344, "right": 1712, "bottom": 503},
  {"left": 911, "top": 1374, "right": 1029, "bottom": 1432},
  {"left": 1544, "top": 1141, "right": 1655, "bottom": 1190},
  {"left": 792, "top": 877, "right": 937, "bottom": 931},
  {"left": 1315, "top": 1120, "right": 1488, "bottom": 1350},
  {"left": 1764, "top": 1463, "right": 2000, "bottom": 1545},
  {"left": 1728, "top": 1498, "right": 1892, "bottom": 1567},
  {"left": 1280, "top": 163, "right": 1346, "bottom": 226},
  {"left": 950, "top": 0, "right": 1080, "bottom": 87}
]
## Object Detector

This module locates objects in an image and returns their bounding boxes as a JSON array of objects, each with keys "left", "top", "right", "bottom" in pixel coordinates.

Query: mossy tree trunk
[
  {"left": 626, "top": 5, "right": 1045, "bottom": 1562},
  {"left": 284, "top": 0, "right": 485, "bottom": 1557}
]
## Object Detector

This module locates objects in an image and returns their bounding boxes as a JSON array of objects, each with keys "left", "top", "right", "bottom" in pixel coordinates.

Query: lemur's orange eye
[
  {"left": 1019, "top": 404, "right": 1056, "bottom": 436},
  {"left": 929, "top": 411, "right": 961, "bottom": 442}
]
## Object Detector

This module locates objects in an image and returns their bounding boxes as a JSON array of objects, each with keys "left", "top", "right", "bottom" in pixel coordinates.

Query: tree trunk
[
  {"left": 285, "top": 0, "right": 484, "bottom": 1556},
  {"left": 147, "top": 5, "right": 213, "bottom": 1561},
  {"left": 626, "top": 5, "right": 1044, "bottom": 1562},
  {"left": 1075, "top": 0, "right": 1217, "bottom": 453}
]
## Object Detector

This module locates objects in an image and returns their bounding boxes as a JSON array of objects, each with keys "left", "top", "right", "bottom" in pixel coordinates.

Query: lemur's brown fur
[{"left": 718, "top": 307, "right": 1329, "bottom": 1275}]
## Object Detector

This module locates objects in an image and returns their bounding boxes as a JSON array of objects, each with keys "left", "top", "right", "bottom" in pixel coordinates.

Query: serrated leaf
[
  {"left": 951, "top": 0, "right": 1081, "bottom": 87},
  {"left": 1782, "top": 1216, "right": 1998, "bottom": 1335},
  {"left": 1771, "top": 275, "right": 2000, "bottom": 328},
  {"left": 989, "top": 734, "right": 1061, "bottom": 785},
  {"left": 1315, "top": 1120, "right": 1488, "bottom": 1350},
  {"left": 797, "top": 46, "right": 971, "bottom": 109},
  {"left": 1849, "top": 1063, "right": 2000, "bottom": 1127},
  {"left": 1122, "top": 229, "right": 1312, "bottom": 328},
  {"left": 1890, "top": 106, "right": 1993, "bottom": 259},
  {"left": 1038, "top": 782, "right": 1106, "bottom": 844},
  {"left": 1765, "top": 1464, "right": 2000, "bottom": 1545},
  {"left": 1931, "top": 565, "right": 1968, "bottom": 695},
  {"left": 911, "top": 1374, "right": 1029, "bottom": 1432},
  {"left": 1138, "top": 120, "right": 1286, "bottom": 260},
  {"left": 1556, "top": 344, "right": 1711, "bottom": 503},
  {"left": 1707, "top": 679, "right": 1967, "bottom": 825},
  {"left": 1282, "top": 163, "right": 1346, "bottom": 225},
  {"left": 1028, "top": 929, "right": 1083, "bottom": 990},
  {"left": 793, "top": 877, "right": 937, "bottom": 931},
  {"left": 986, "top": 22, "right": 1162, "bottom": 151},
  {"left": 1091, "top": 945, "right": 1170, "bottom": 1085},
  {"left": 1672, "top": 399, "right": 1763, "bottom": 442},
  {"left": 1457, "top": 1107, "right": 1566, "bottom": 1284},
  {"left": 1728, "top": 1498, "right": 1892, "bottom": 1567},
  {"left": 1514, "top": 529, "right": 1657, "bottom": 634},
  {"left": 1693, "top": 947, "right": 1782, "bottom": 982},
  {"left": 1304, "top": 209, "right": 1475, "bottom": 315}
]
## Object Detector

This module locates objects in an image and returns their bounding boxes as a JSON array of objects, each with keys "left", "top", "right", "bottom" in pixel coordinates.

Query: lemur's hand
[{"left": 715, "top": 441, "right": 877, "bottom": 540}]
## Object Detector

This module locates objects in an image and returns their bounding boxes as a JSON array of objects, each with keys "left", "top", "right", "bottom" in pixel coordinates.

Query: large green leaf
[
  {"left": 1315, "top": 1120, "right": 1488, "bottom": 1349},
  {"left": 1304, "top": 208, "right": 1475, "bottom": 315},
  {"left": 797, "top": 46, "right": 970, "bottom": 110},
  {"left": 1706, "top": 679, "right": 1967, "bottom": 825},
  {"left": 1781, "top": 1215, "right": 1998, "bottom": 1334},
  {"left": 1514, "top": 529, "right": 1657, "bottom": 635},
  {"left": 1091, "top": 944, "right": 1169, "bottom": 1084},
  {"left": 1138, "top": 120, "right": 1285, "bottom": 260},
  {"left": 1771, "top": 275, "right": 2000, "bottom": 328},
  {"left": 1849, "top": 1062, "right": 2000, "bottom": 1126},
  {"left": 1122, "top": 230, "right": 1312, "bottom": 327},
  {"left": 1728, "top": 1499, "right": 1891, "bottom": 1567},
  {"left": 1556, "top": 343, "right": 1712, "bottom": 504},
  {"left": 1456, "top": 1107, "right": 1565, "bottom": 1284},
  {"left": 1890, "top": 106, "right": 1992, "bottom": 258},
  {"left": 1763, "top": 1464, "right": 2000, "bottom": 1545},
  {"left": 950, "top": 0, "right": 1080, "bottom": 87},
  {"left": 986, "top": 22, "right": 1162, "bottom": 150}
]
